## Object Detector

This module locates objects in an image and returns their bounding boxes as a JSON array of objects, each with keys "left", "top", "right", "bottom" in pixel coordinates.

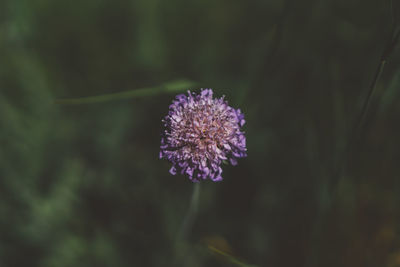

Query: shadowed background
[{"left": 1, "top": 0, "right": 400, "bottom": 266}]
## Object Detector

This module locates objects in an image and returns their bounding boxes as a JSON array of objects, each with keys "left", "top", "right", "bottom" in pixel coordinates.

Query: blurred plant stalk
[
  {"left": 178, "top": 183, "right": 201, "bottom": 242},
  {"left": 54, "top": 79, "right": 198, "bottom": 105},
  {"left": 332, "top": 23, "right": 400, "bottom": 189}
]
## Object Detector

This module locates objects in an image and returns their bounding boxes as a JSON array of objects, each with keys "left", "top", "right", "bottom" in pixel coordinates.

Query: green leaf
[{"left": 54, "top": 79, "right": 198, "bottom": 105}]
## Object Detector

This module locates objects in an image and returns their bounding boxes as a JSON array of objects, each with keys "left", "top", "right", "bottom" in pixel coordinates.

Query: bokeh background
[{"left": 1, "top": 0, "right": 400, "bottom": 266}]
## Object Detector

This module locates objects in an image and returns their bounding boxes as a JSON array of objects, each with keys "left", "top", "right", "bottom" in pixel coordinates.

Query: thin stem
[
  {"left": 54, "top": 79, "right": 197, "bottom": 105},
  {"left": 173, "top": 183, "right": 201, "bottom": 266},
  {"left": 332, "top": 61, "right": 385, "bottom": 185},
  {"left": 331, "top": 27, "right": 400, "bottom": 190},
  {"left": 178, "top": 183, "right": 201, "bottom": 241}
]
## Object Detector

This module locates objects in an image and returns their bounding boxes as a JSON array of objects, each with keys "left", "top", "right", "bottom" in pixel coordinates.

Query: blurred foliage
[{"left": 1, "top": 0, "right": 400, "bottom": 266}]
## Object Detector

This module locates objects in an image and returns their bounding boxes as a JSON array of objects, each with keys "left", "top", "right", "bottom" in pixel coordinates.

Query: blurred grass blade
[
  {"left": 55, "top": 79, "right": 198, "bottom": 105},
  {"left": 208, "top": 245, "right": 259, "bottom": 267},
  {"left": 379, "top": 69, "right": 400, "bottom": 113}
]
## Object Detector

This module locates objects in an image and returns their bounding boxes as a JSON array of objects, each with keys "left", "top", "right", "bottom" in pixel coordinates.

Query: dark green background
[{"left": 1, "top": 0, "right": 400, "bottom": 266}]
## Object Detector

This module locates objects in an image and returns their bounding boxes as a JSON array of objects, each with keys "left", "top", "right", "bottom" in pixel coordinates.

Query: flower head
[{"left": 160, "top": 89, "right": 247, "bottom": 182}]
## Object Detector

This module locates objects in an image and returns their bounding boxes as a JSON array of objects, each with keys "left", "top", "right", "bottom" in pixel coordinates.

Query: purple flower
[{"left": 160, "top": 89, "right": 247, "bottom": 182}]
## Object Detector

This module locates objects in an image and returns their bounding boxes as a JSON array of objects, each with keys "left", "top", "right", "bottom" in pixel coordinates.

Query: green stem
[
  {"left": 331, "top": 28, "right": 400, "bottom": 189},
  {"left": 54, "top": 79, "right": 198, "bottom": 105},
  {"left": 178, "top": 183, "right": 201, "bottom": 241}
]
